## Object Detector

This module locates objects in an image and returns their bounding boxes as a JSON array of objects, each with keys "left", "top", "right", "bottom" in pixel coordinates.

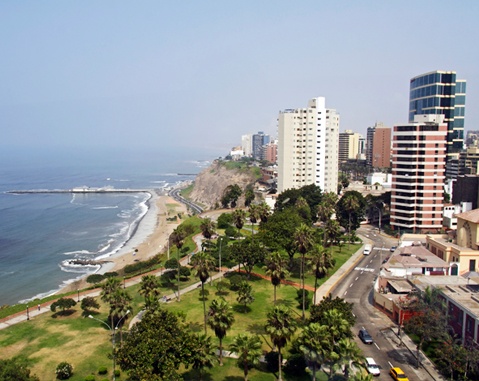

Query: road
[
  {"left": 331, "top": 226, "right": 433, "bottom": 381},
  {"left": 168, "top": 187, "right": 203, "bottom": 214}
]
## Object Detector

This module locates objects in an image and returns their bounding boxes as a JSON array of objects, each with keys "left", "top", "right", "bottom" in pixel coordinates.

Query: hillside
[{"left": 188, "top": 160, "right": 261, "bottom": 210}]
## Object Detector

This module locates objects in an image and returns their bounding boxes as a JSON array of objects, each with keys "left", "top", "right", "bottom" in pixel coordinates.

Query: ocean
[{"left": 0, "top": 146, "right": 217, "bottom": 306}]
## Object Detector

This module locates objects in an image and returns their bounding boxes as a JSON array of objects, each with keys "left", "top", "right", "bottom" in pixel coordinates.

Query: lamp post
[
  {"left": 77, "top": 289, "right": 80, "bottom": 302},
  {"left": 26, "top": 305, "right": 29, "bottom": 321},
  {"left": 89, "top": 310, "right": 130, "bottom": 381},
  {"left": 218, "top": 236, "right": 223, "bottom": 275}
]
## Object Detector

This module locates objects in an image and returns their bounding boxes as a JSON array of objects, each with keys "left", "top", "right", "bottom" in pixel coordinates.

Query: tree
[
  {"left": 295, "top": 196, "right": 312, "bottom": 223},
  {"left": 323, "top": 219, "right": 341, "bottom": 248},
  {"left": 139, "top": 275, "right": 161, "bottom": 310},
  {"left": 116, "top": 307, "right": 196, "bottom": 380},
  {"left": 336, "top": 191, "right": 366, "bottom": 237},
  {"left": 200, "top": 217, "right": 216, "bottom": 240},
  {"left": 80, "top": 296, "right": 100, "bottom": 316},
  {"left": 108, "top": 288, "right": 133, "bottom": 328},
  {"left": 275, "top": 185, "right": 323, "bottom": 219},
  {"left": 248, "top": 203, "right": 260, "bottom": 235},
  {"left": 337, "top": 337, "right": 363, "bottom": 379},
  {"left": 55, "top": 362, "right": 73, "bottom": 380},
  {"left": 221, "top": 184, "right": 243, "bottom": 208},
  {"left": 257, "top": 202, "right": 271, "bottom": 223},
  {"left": 232, "top": 209, "right": 247, "bottom": 233},
  {"left": 0, "top": 357, "right": 39, "bottom": 381},
  {"left": 265, "top": 306, "right": 297, "bottom": 381},
  {"left": 189, "top": 334, "right": 217, "bottom": 381},
  {"left": 208, "top": 299, "right": 235, "bottom": 366},
  {"left": 294, "top": 223, "right": 315, "bottom": 321},
  {"left": 230, "top": 238, "right": 267, "bottom": 279},
  {"left": 170, "top": 226, "right": 186, "bottom": 301},
  {"left": 191, "top": 251, "right": 216, "bottom": 334},
  {"left": 297, "top": 323, "right": 330, "bottom": 381},
  {"left": 50, "top": 298, "right": 77, "bottom": 314},
  {"left": 236, "top": 281, "right": 255, "bottom": 312},
  {"left": 310, "top": 295, "right": 355, "bottom": 327},
  {"left": 229, "top": 334, "right": 263, "bottom": 381},
  {"left": 244, "top": 185, "right": 255, "bottom": 207},
  {"left": 308, "top": 244, "right": 335, "bottom": 304},
  {"left": 264, "top": 252, "right": 290, "bottom": 304}
]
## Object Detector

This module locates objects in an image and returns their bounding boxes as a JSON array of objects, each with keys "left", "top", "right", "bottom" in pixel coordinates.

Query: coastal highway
[
  {"left": 330, "top": 226, "right": 434, "bottom": 381},
  {"left": 168, "top": 187, "right": 203, "bottom": 214}
]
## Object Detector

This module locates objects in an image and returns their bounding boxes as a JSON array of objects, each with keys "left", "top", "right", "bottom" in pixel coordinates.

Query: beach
[{"left": 59, "top": 191, "right": 188, "bottom": 294}]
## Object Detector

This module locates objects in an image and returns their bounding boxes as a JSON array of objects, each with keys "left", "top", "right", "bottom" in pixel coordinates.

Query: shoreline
[{"left": 58, "top": 189, "right": 188, "bottom": 294}]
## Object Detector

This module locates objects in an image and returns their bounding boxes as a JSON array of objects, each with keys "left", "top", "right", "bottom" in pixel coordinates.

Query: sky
[{"left": 1, "top": 1, "right": 478, "bottom": 159}]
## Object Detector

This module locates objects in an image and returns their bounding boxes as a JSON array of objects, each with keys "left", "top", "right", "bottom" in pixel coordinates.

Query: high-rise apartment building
[
  {"left": 339, "top": 130, "right": 361, "bottom": 163},
  {"left": 262, "top": 140, "right": 277, "bottom": 164},
  {"left": 277, "top": 97, "right": 339, "bottom": 194},
  {"left": 409, "top": 70, "right": 466, "bottom": 160},
  {"left": 390, "top": 115, "right": 447, "bottom": 233},
  {"left": 241, "top": 134, "right": 252, "bottom": 157},
  {"left": 252, "top": 131, "right": 270, "bottom": 160},
  {"left": 366, "top": 123, "right": 391, "bottom": 169}
]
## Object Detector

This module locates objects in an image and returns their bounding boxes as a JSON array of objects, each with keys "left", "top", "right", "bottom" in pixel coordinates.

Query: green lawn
[{"left": 0, "top": 241, "right": 361, "bottom": 380}]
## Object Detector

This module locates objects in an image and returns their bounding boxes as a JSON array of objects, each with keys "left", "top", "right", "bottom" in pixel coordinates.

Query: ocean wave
[
  {"left": 63, "top": 250, "right": 94, "bottom": 256},
  {"left": 92, "top": 206, "right": 119, "bottom": 210},
  {"left": 60, "top": 260, "right": 101, "bottom": 273}
]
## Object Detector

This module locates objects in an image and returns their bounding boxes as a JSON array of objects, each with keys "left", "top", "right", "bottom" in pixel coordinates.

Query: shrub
[
  {"left": 114, "top": 369, "right": 121, "bottom": 377},
  {"left": 224, "top": 226, "right": 238, "bottom": 238},
  {"left": 283, "top": 353, "right": 307, "bottom": 376},
  {"left": 264, "top": 351, "right": 279, "bottom": 373},
  {"left": 86, "top": 274, "right": 105, "bottom": 284},
  {"left": 103, "top": 271, "right": 118, "bottom": 278},
  {"left": 227, "top": 274, "right": 244, "bottom": 291},
  {"left": 84, "top": 375, "right": 95, "bottom": 381},
  {"left": 217, "top": 213, "right": 233, "bottom": 228},
  {"left": 55, "top": 362, "right": 73, "bottom": 380},
  {"left": 98, "top": 366, "right": 108, "bottom": 375}
]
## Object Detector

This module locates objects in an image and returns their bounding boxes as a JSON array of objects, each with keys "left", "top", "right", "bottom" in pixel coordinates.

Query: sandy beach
[{"left": 59, "top": 191, "right": 187, "bottom": 294}]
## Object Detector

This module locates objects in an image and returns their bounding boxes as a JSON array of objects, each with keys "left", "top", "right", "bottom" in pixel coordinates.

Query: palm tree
[
  {"left": 248, "top": 204, "right": 260, "bottom": 235},
  {"left": 200, "top": 217, "right": 216, "bottom": 240},
  {"left": 297, "top": 323, "right": 330, "bottom": 381},
  {"left": 294, "top": 223, "right": 315, "bottom": 320},
  {"left": 170, "top": 226, "right": 186, "bottom": 301},
  {"left": 229, "top": 333, "right": 263, "bottom": 381},
  {"left": 232, "top": 209, "right": 247, "bottom": 234},
  {"left": 192, "top": 251, "right": 216, "bottom": 334},
  {"left": 308, "top": 244, "right": 335, "bottom": 304},
  {"left": 190, "top": 333, "right": 217, "bottom": 380},
  {"left": 263, "top": 252, "right": 290, "bottom": 304},
  {"left": 208, "top": 298, "right": 235, "bottom": 366},
  {"left": 337, "top": 337, "right": 363, "bottom": 379},
  {"left": 108, "top": 288, "right": 133, "bottom": 328},
  {"left": 100, "top": 277, "right": 122, "bottom": 328},
  {"left": 339, "top": 193, "right": 360, "bottom": 248},
  {"left": 139, "top": 275, "right": 161, "bottom": 310},
  {"left": 324, "top": 219, "right": 341, "bottom": 248},
  {"left": 265, "top": 305, "right": 297, "bottom": 381},
  {"left": 236, "top": 281, "right": 254, "bottom": 312},
  {"left": 324, "top": 309, "right": 351, "bottom": 346},
  {"left": 257, "top": 201, "right": 271, "bottom": 223}
]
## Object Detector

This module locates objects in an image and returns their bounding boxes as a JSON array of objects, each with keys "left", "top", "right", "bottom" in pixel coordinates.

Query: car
[
  {"left": 363, "top": 244, "right": 372, "bottom": 255},
  {"left": 358, "top": 328, "right": 373, "bottom": 344},
  {"left": 390, "top": 367, "right": 409, "bottom": 381},
  {"left": 390, "top": 246, "right": 397, "bottom": 252},
  {"left": 365, "top": 357, "right": 380, "bottom": 376}
]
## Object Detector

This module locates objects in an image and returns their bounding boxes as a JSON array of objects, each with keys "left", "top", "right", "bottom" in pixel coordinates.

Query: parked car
[
  {"left": 390, "top": 367, "right": 409, "bottom": 381},
  {"left": 390, "top": 246, "right": 397, "bottom": 252},
  {"left": 365, "top": 357, "right": 380, "bottom": 376},
  {"left": 358, "top": 328, "right": 373, "bottom": 344}
]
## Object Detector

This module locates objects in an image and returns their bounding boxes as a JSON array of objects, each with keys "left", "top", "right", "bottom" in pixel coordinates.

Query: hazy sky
[{"left": 1, "top": 1, "right": 478, "bottom": 157}]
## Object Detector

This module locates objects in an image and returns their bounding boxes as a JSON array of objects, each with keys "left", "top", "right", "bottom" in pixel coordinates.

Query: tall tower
[
  {"left": 277, "top": 97, "right": 339, "bottom": 194},
  {"left": 252, "top": 131, "right": 270, "bottom": 160},
  {"left": 366, "top": 122, "right": 391, "bottom": 169},
  {"left": 390, "top": 115, "right": 447, "bottom": 233},
  {"left": 339, "top": 130, "right": 361, "bottom": 163},
  {"left": 409, "top": 70, "right": 466, "bottom": 162}
]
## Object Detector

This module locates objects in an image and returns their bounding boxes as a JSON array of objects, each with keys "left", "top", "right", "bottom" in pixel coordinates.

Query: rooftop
[{"left": 384, "top": 243, "right": 449, "bottom": 270}]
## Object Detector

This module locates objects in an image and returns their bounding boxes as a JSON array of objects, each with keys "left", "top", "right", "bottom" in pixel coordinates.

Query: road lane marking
[
  {"left": 388, "top": 361, "right": 393, "bottom": 368},
  {"left": 374, "top": 342, "right": 380, "bottom": 350},
  {"left": 355, "top": 277, "right": 359, "bottom": 281},
  {"left": 355, "top": 267, "right": 374, "bottom": 272},
  {"left": 344, "top": 291, "right": 348, "bottom": 295},
  {"left": 349, "top": 283, "right": 353, "bottom": 288}
]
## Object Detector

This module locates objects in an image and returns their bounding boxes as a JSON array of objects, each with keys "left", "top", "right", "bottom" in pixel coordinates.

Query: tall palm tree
[
  {"left": 200, "top": 217, "right": 216, "bottom": 240},
  {"left": 108, "top": 288, "right": 133, "bottom": 328},
  {"left": 324, "top": 219, "right": 341, "bottom": 248},
  {"left": 232, "top": 209, "right": 247, "bottom": 234},
  {"left": 257, "top": 201, "right": 271, "bottom": 223},
  {"left": 208, "top": 298, "right": 235, "bottom": 366},
  {"left": 190, "top": 333, "right": 217, "bottom": 381},
  {"left": 100, "top": 277, "right": 122, "bottom": 328},
  {"left": 263, "top": 252, "right": 290, "bottom": 304},
  {"left": 324, "top": 309, "right": 351, "bottom": 348},
  {"left": 308, "top": 244, "right": 335, "bottom": 304},
  {"left": 297, "top": 323, "right": 330, "bottom": 381},
  {"left": 248, "top": 204, "right": 260, "bottom": 235},
  {"left": 192, "top": 251, "right": 216, "bottom": 334},
  {"left": 337, "top": 337, "right": 363, "bottom": 379},
  {"left": 340, "top": 193, "right": 360, "bottom": 248},
  {"left": 265, "top": 305, "right": 297, "bottom": 381},
  {"left": 139, "top": 275, "right": 161, "bottom": 310},
  {"left": 170, "top": 226, "right": 186, "bottom": 301},
  {"left": 294, "top": 223, "right": 315, "bottom": 320},
  {"left": 229, "top": 333, "right": 263, "bottom": 381}
]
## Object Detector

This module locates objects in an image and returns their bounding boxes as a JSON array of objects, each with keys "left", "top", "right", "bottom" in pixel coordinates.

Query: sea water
[{"left": 0, "top": 147, "right": 217, "bottom": 306}]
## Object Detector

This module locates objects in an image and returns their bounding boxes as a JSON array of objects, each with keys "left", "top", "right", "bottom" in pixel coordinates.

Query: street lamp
[
  {"left": 26, "top": 305, "right": 29, "bottom": 321},
  {"left": 77, "top": 289, "right": 80, "bottom": 302},
  {"left": 89, "top": 310, "right": 130, "bottom": 381}
]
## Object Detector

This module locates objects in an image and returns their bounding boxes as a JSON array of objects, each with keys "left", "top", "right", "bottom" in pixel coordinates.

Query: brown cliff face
[{"left": 189, "top": 160, "right": 260, "bottom": 210}]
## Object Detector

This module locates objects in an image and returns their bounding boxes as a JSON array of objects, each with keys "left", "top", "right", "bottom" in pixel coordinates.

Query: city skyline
[{"left": 1, "top": 1, "right": 477, "bottom": 159}]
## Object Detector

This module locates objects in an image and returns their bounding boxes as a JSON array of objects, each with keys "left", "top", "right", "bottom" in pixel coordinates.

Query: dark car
[
  {"left": 390, "top": 246, "right": 397, "bottom": 252},
  {"left": 359, "top": 328, "right": 373, "bottom": 344}
]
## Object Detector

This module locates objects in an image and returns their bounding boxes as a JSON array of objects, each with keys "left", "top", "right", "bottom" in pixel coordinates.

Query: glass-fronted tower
[{"left": 409, "top": 70, "right": 466, "bottom": 160}]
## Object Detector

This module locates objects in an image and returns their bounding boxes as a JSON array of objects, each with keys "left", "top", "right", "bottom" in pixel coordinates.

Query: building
[
  {"left": 241, "top": 134, "right": 252, "bottom": 157},
  {"left": 459, "top": 147, "right": 479, "bottom": 175},
  {"left": 390, "top": 115, "right": 447, "bottom": 233},
  {"left": 366, "top": 123, "right": 391, "bottom": 169},
  {"left": 409, "top": 70, "right": 466, "bottom": 163},
  {"left": 252, "top": 131, "right": 270, "bottom": 160},
  {"left": 452, "top": 175, "right": 479, "bottom": 210},
  {"left": 339, "top": 130, "right": 361, "bottom": 163},
  {"left": 262, "top": 140, "right": 277, "bottom": 164},
  {"left": 277, "top": 97, "right": 339, "bottom": 194}
]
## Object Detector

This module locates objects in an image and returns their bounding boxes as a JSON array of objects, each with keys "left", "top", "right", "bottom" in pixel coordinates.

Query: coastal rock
[{"left": 189, "top": 160, "right": 260, "bottom": 210}]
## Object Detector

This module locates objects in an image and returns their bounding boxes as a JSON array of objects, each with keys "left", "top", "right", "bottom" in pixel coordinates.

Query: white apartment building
[
  {"left": 241, "top": 134, "right": 252, "bottom": 157},
  {"left": 277, "top": 97, "right": 339, "bottom": 194}
]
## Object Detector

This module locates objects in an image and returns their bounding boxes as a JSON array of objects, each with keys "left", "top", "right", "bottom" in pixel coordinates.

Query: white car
[{"left": 365, "top": 357, "right": 380, "bottom": 376}]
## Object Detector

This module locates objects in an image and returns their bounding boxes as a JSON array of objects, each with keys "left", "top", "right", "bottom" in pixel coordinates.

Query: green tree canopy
[{"left": 336, "top": 190, "right": 367, "bottom": 233}]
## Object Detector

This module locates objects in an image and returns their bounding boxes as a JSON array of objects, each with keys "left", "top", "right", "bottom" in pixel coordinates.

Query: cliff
[{"left": 189, "top": 160, "right": 261, "bottom": 210}]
